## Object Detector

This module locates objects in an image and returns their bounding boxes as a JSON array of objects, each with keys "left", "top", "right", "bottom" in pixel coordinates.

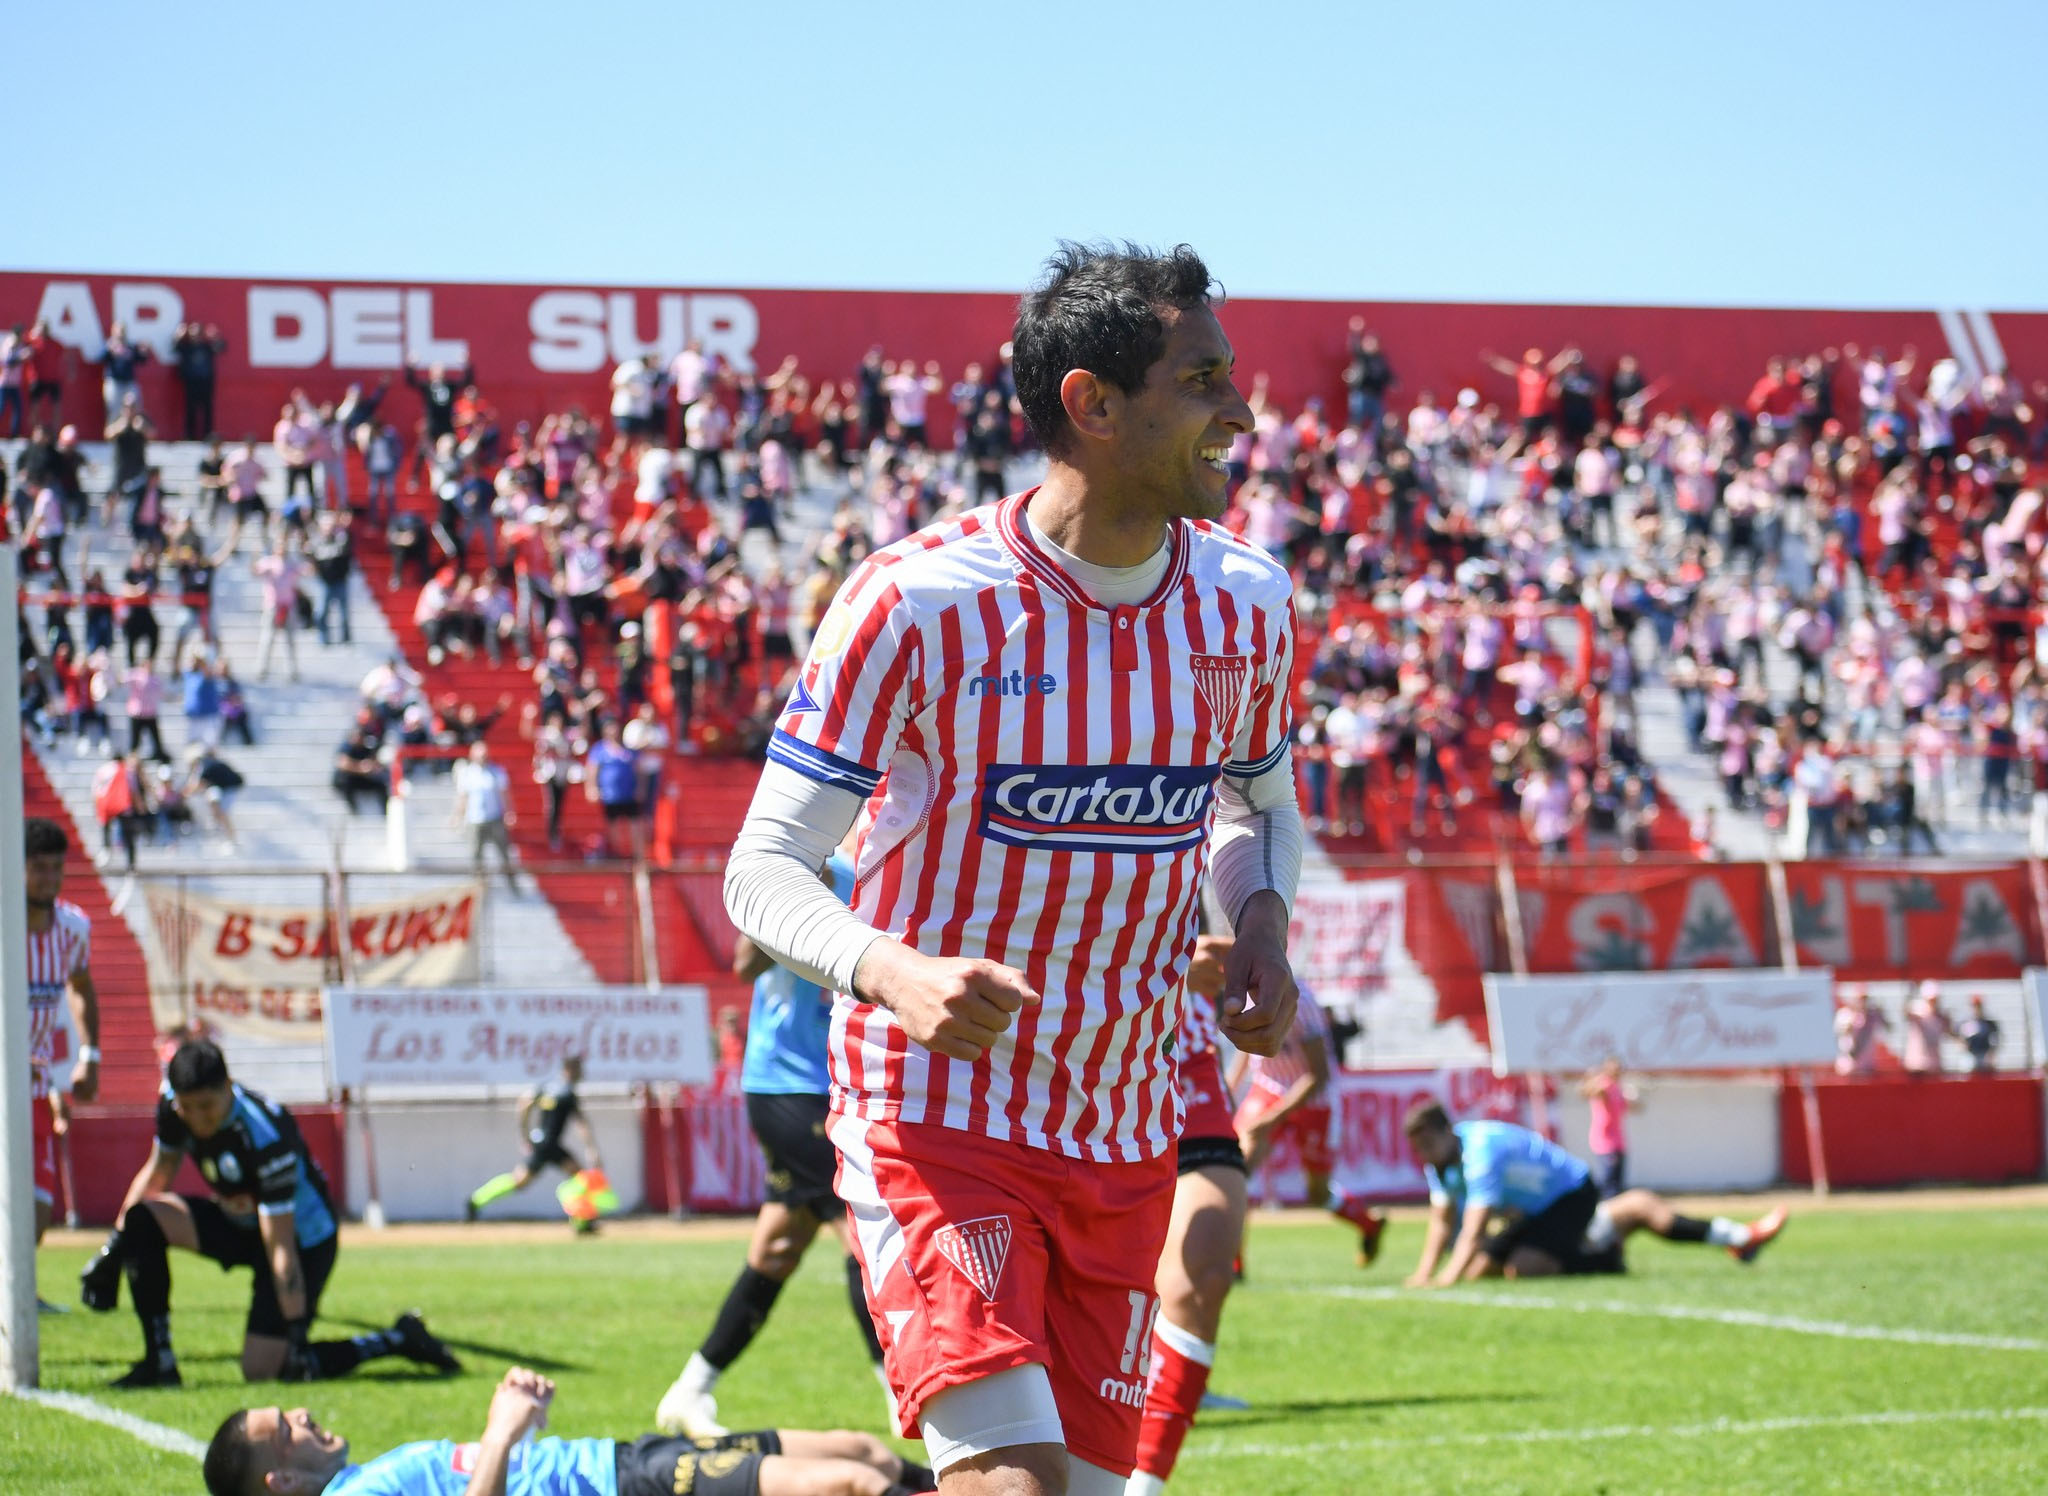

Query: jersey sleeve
[
  {"left": 1225, "top": 597, "right": 1296, "bottom": 780},
  {"left": 1460, "top": 1136, "right": 1504, "bottom": 1208},
  {"left": 153, "top": 1096, "right": 188, "bottom": 1154},
  {"left": 252, "top": 1115, "right": 304, "bottom": 1217},
  {"left": 63, "top": 906, "right": 91, "bottom": 974},
  {"left": 765, "top": 558, "right": 922, "bottom": 799}
]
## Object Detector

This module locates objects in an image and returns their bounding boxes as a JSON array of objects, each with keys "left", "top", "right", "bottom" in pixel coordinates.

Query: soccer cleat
[
  {"left": 110, "top": 1357, "right": 182, "bottom": 1389},
  {"left": 1733, "top": 1205, "right": 1789, "bottom": 1265},
  {"left": 37, "top": 1297, "right": 71, "bottom": 1315},
  {"left": 464, "top": 1197, "right": 479, "bottom": 1223},
  {"left": 1198, "top": 1390, "right": 1251, "bottom": 1412},
  {"left": 1333, "top": 1197, "right": 1388, "bottom": 1267},
  {"left": 80, "top": 1241, "right": 123, "bottom": 1312},
  {"left": 655, "top": 1375, "right": 728, "bottom": 1438},
  {"left": 393, "top": 1312, "right": 463, "bottom": 1372}
]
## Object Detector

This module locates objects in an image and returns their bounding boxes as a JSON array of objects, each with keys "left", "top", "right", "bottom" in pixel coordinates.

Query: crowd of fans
[{"left": 9, "top": 306, "right": 2048, "bottom": 864}]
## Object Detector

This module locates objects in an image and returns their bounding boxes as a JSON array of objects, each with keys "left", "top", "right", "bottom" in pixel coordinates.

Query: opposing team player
[
  {"left": 202, "top": 1366, "right": 937, "bottom": 1496},
  {"left": 79, "top": 1039, "right": 460, "bottom": 1386},
  {"left": 1402, "top": 1102, "right": 1788, "bottom": 1283},
  {"left": 725, "top": 242, "right": 1302, "bottom": 1495},
  {"left": 658, "top": 853, "right": 893, "bottom": 1437},
  {"left": 22, "top": 819, "right": 102, "bottom": 1255},
  {"left": 465, "top": 1054, "right": 605, "bottom": 1232}
]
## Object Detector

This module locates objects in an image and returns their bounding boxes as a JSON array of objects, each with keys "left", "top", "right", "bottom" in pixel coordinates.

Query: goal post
[{"left": 1, "top": 547, "right": 41, "bottom": 1389}]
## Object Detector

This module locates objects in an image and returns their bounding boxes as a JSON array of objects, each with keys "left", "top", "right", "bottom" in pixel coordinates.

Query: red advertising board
[{"left": 5, "top": 270, "right": 2043, "bottom": 447}]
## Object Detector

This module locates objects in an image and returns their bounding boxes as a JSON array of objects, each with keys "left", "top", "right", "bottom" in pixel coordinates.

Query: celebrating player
[
  {"left": 657, "top": 853, "right": 893, "bottom": 1437},
  {"left": 79, "top": 1039, "right": 461, "bottom": 1386},
  {"left": 724, "top": 242, "right": 1302, "bottom": 1495},
  {"left": 1402, "top": 1101, "right": 1788, "bottom": 1283},
  {"left": 22, "top": 818, "right": 102, "bottom": 1252},
  {"left": 465, "top": 1054, "right": 605, "bottom": 1232},
  {"left": 201, "top": 1366, "right": 937, "bottom": 1496}
]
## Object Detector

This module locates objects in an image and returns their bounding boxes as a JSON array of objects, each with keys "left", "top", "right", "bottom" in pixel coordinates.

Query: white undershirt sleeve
[
  {"left": 722, "top": 760, "right": 889, "bottom": 994},
  {"left": 1207, "top": 757, "right": 1304, "bottom": 925}
]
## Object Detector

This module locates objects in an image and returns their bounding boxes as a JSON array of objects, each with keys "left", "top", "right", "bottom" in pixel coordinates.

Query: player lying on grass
[
  {"left": 1402, "top": 1101, "right": 1787, "bottom": 1283},
  {"left": 201, "top": 1365, "right": 939, "bottom": 1496},
  {"left": 79, "top": 1039, "right": 460, "bottom": 1386}
]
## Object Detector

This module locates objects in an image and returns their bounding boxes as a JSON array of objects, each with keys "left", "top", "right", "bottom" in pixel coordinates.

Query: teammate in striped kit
[
  {"left": 22, "top": 819, "right": 102, "bottom": 1252},
  {"left": 725, "top": 243, "right": 1302, "bottom": 1496}
]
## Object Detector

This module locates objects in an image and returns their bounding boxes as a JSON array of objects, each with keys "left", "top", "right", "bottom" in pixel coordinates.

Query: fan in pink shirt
[{"left": 1579, "top": 1057, "right": 1635, "bottom": 1197}]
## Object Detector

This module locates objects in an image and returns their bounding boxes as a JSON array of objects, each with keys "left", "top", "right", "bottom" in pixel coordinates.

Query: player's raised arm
[{"left": 464, "top": 1368, "right": 556, "bottom": 1496}]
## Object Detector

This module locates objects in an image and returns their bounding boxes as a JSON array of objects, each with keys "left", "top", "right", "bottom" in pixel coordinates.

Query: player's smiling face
[
  {"left": 245, "top": 1406, "right": 349, "bottom": 1491},
  {"left": 1114, "top": 304, "right": 1252, "bottom": 523}
]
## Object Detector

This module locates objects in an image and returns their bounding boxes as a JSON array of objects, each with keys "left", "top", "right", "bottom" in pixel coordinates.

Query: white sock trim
[
  {"left": 681, "top": 1351, "right": 720, "bottom": 1391},
  {"left": 1153, "top": 1315, "right": 1216, "bottom": 1368},
  {"left": 1706, "top": 1217, "right": 1750, "bottom": 1249},
  {"left": 1583, "top": 1204, "right": 1618, "bottom": 1252},
  {"left": 1126, "top": 1473, "right": 1169, "bottom": 1496}
]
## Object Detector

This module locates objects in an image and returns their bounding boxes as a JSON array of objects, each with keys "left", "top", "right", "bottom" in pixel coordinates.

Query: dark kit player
[
  {"left": 80, "top": 1039, "right": 460, "bottom": 1386},
  {"left": 466, "top": 1054, "right": 604, "bottom": 1231}
]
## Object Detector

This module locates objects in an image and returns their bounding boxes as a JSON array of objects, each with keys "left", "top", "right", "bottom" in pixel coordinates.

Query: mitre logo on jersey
[
  {"left": 934, "top": 1215, "right": 1013, "bottom": 1301},
  {"left": 1188, "top": 653, "right": 1251, "bottom": 721},
  {"left": 979, "top": 762, "right": 1220, "bottom": 855}
]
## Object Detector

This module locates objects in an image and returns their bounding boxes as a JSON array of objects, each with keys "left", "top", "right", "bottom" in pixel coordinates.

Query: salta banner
[
  {"left": 1779, "top": 863, "right": 2042, "bottom": 979},
  {"left": 1483, "top": 969, "right": 1838, "bottom": 1075},
  {"left": 325, "top": 985, "right": 713, "bottom": 1091},
  {"left": 5, "top": 270, "right": 2042, "bottom": 450},
  {"left": 1244, "top": 1066, "right": 1533, "bottom": 1206},
  {"left": 144, "top": 881, "right": 482, "bottom": 1041},
  {"left": 1513, "top": 863, "right": 1776, "bottom": 973}
]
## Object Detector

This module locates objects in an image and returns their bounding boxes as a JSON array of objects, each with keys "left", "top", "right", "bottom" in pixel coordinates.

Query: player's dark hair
[
  {"left": 169, "top": 1038, "right": 231, "bottom": 1095},
  {"left": 1403, "top": 1099, "right": 1452, "bottom": 1137},
  {"left": 24, "top": 817, "right": 68, "bottom": 858},
  {"left": 1011, "top": 240, "right": 1219, "bottom": 456},
  {"left": 202, "top": 1411, "right": 257, "bottom": 1496}
]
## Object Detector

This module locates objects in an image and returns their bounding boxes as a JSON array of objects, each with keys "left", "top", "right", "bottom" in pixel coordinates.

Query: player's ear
[{"left": 1058, "top": 368, "right": 1117, "bottom": 446}]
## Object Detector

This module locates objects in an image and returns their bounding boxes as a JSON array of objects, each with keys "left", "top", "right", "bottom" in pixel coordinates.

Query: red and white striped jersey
[
  {"left": 773, "top": 491, "right": 1296, "bottom": 1162},
  {"left": 1179, "top": 990, "right": 1222, "bottom": 1062},
  {"left": 1245, "top": 983, "right": 1330, "bottom": 1099},
  {"left": 25, "top": 900, "right": 91, "bottom": 1101}
]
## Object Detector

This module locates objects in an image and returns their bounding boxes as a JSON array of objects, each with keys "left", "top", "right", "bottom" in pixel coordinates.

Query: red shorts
[
  {"left": 1176, "top": 1048, "right": 1236, "bottom": 1143},
  {"left": 32, "top": 1098, "right": 56, "bottom": 1206},
  {"left": 1236, "top": 1090, "right": 1335, "bottom": 1176},
  {"left": 830, "top": 1115, "right": 1176, "bottom": 1474}
]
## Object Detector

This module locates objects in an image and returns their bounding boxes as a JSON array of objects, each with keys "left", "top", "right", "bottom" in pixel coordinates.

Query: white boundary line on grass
[
  {"left": 1191, "top": 1405, "right": 2048, "bottom": 1459},
  {"left": 1304, "top": 1285, "right": 2048, "bottom": 1352},
  {"left": 12, "top": 1387, "right": 206, "bottom": 1458}
]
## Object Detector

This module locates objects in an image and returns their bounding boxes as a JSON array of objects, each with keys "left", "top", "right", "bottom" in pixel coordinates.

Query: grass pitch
[{"left": 9, "top": 1199, "right": 2048, "bottom": 1494}]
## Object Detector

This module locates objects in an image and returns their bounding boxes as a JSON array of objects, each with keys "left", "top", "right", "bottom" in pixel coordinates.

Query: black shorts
[
  {"left": 1480, "top": 1179, "right": 1607, "bottom": 1273},
  {"left": 615, "top": 1430, "right": 780, "bottom": 1496},
  {"left": 602, "top": 797, "right": 640, "bottom": 821},
  {"left": 184, "top": 1194, "right": 339, "bottom": 1338},
  {"left": 745, "top": 1091, "right": 841, "bottom": 1219},
  {"left": 1175, "top": 1134, "right": 1248, "bottom": 1176},
  {"left": 523, "top": 1135, "right": 581, "bottom": 1175},
  {"left": 237, "top": 495, "right": 268, "bottom": 520},
  {"left": 28, "top": 379, "right": 58, "bottom": 401}
]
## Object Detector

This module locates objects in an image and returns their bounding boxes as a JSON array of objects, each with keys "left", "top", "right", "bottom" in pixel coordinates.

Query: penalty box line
[
  {"left": 12, "top": 1387, "right": 208, "bottom": 1459},
  {"left": 1192, "top": 1405, "right": 2048, "bottom": 1459},
  {"left": 1301, "top": 1284, "right": 2048, "bottom": 1352}
]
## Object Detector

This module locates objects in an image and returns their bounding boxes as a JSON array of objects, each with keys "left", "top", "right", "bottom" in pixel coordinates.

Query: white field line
[
  {"left": 1300, "top": 1284, "right": 2048, "bottom": 1352},
  {"left": 1189, "top": 1405, "right": 2048, "bottom": 1459},
  {"left": 12, "top": 1387, "right": 206, "bottom": 1458}
]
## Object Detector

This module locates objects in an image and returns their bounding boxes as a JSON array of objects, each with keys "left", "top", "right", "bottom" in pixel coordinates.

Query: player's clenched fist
[
  {"left": 1218, "top": 890, "right": 1298, "bottom": 1057},
  {"left": 486, "top": 1367, "right": 556, "bottom": 1443},
  {"left": 856, "top": 940, "right": 1041, "bottom": 1062}
]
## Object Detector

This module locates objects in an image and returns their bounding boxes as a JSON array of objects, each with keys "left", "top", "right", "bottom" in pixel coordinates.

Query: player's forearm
[
  {"left": 461, "top": 1430, "right": 516, "bottom": 1496},
  {"left": 1209, "top": 771, "right": 1303, "bottom": 923},
  {"left": 261, "top": 1221, "right": 308, "bottom": 1321},
  {"left": 725, "top": 761, "right": 881, "bottom": 994}
]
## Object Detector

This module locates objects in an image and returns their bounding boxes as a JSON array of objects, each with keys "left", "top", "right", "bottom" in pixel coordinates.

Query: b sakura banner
[
  {"left": 1246, "top": 1067, "right": 1532, "bottom": 1205},
  {"left": 145, "top": 881, "right": 481, "bottom": 1041},
  {"left": 326, "top": 986, "right": 714, "bottom": 1091}
]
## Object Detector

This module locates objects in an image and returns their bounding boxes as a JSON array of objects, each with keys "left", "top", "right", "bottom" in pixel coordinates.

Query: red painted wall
[
  {"left": 1779, "top": 1075, "right": 2043, "bottom": 1188},
  {"left": 60, "top": 1104, "right": 348, "bottom": 1228},
  {"left": 5, "top": 270, "right": 2042, "bottom": 445}
]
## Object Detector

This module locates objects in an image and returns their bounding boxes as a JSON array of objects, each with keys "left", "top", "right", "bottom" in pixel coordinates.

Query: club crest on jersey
[
  {"left": 934, "top": 1215, "right": 1013, "bottom": 1300},
  {"left": 1189, "top": 653, "right": 1251, "bottom": 721},
  {"left": 978, "top": 762, "right": 1220, "bottom": 854}
]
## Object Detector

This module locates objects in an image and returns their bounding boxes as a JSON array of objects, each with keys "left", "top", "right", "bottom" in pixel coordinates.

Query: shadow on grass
[
  {"left": 1199, "top": 1390, "right": 1539, "bottom": 1430},
  {"left": 319, "top": 1314, "right": 583, "bottom": 1373}
]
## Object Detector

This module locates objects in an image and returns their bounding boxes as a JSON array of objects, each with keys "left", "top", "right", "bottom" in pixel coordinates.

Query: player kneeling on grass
[
  {"left": 1401, "top": 1102, "right": 1787, "bottom": 1284},
  {"left": 201, "top": 1365, "right": 938, "bottom": 1496},
  {"left": 78, "top": 1039, "right": 461, "bottom": 1386}
]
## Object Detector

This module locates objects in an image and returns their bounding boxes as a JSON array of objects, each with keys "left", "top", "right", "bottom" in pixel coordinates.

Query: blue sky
[{"left": 6, "top": 2, "right": 2045, "bottom": 308}]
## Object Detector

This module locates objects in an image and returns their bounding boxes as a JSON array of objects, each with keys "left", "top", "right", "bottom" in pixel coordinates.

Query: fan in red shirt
[{"left": 25, "top": 319, "right": 66, "bottom": 426}]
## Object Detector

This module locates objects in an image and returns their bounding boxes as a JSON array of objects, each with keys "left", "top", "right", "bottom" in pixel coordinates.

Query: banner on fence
[
  {"left": 1515, "top": 864, "right": 1774, "bottom": 973},
  {"left": 682, "top": 1088, "right": 767, "bottom": 1212},
  {"left": 1290, "top": 878, "right": 1408, "bottom": 1012},
  {"left": 1244, "top": 1066, "right": 1533, "bottom": 1206},
  {"left": 1781, "top": 864, "right": 2041, "bottom": 979},
  {"left": 325, "top": 985, "right": 713, "bottom": 1090},
  {"left": 145, "top": 881, "right": 482, "bottom": 1040},
  {"left": 1484, "top": 969, "right": 1837, "bottom": 1075}
]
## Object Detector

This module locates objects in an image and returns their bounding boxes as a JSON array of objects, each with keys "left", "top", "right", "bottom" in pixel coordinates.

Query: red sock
[{"left": 1133, "top": 1320, "right": 1213, "bottom": 1479}]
